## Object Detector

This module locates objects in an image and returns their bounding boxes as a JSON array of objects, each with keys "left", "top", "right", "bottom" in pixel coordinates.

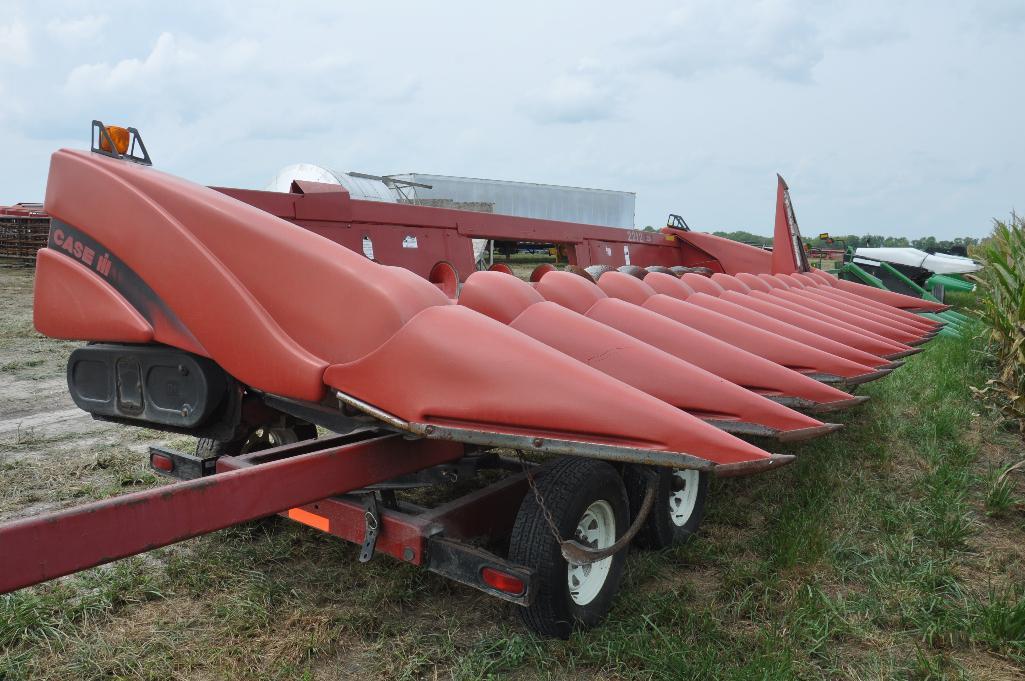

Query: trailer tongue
[{"left": 0, "top": 433, "right": 461, "bottom": 596}]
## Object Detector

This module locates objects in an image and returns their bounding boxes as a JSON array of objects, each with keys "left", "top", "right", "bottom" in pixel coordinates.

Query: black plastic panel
[{"left": 67, "top": 344, "right": 228, "bottom": 429}]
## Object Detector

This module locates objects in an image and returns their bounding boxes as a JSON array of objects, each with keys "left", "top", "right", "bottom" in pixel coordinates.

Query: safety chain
[
  {"left": 516, "top": 453, "right": 660, "bottom": 566},
  {"left": 517, "top": 453, "right": 566, "bottom": 545}
]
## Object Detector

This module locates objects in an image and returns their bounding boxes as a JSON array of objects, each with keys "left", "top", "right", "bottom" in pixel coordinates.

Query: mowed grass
[{"left": 2, "top": 288, "right": 1025, "bottom": 678}]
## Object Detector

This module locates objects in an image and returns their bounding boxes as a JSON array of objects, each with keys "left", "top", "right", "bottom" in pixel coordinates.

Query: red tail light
[
  {"left": 150, "top": 452, "right": 173, "bottom": 472},
  {"left": 481, "top": 567, "right": 525, "bottom": 595}
]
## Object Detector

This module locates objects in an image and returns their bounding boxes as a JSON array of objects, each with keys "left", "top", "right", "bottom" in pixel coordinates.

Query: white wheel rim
[
  {"left": 669, "top": 470, "right": 700, "bottom": 527},
  {"left": 241, "top": 427, "right": 299, "bottom": 454},
  {"left": 567, "top": 500, "right": 616, "bottom": 606}
]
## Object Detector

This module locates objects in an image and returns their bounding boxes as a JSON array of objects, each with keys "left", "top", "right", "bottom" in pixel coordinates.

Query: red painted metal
[
  {"left": 681, "top": 272, "right": 727, "bottom": 296},
  {"left": 216, "top": 182, "right": 698, "bottom": 281},
  {"left": 794, "top": 284, "right": 936, "bottom": 334},
  {"left": 459, "top": 271, "right": 837, "bottom": 440},
  {"left": 737, "top": 272, "right": 927, "bottom": 344},
  {"left": 267, "top": 471, "right": 533, "bottom": 567},
  {"left": 683, "top": 292, "right": 893, "bottom": 368},
  {"left": 33, "top": 248, "right": 153, "bottom": 342},
  {"left": 761, "top": 273, "right": 932, "bottom": 339},
  {"left": 795, "top": 276, "right": 941, "bottom": 331},
  {"left": 709, "top": 273, "right": 752, "bottom": 294},
  {"left": 321, "top": 304, "right": 777, "bottom": 466},
  {"left": 734, "top": 272, "right": 774, "bottom": 292},
  {"left": 814, "top": 269, "right": 949, "bottom": 313},
  {"left": 652, "top": 272, "right": 898, "bottom": 364},
  {"left": 533, "top": 272, "right": 866, "bottom": 410},
  {"left": 757, "top": 175, "right": 946, "bottom": 317},
  {"left": 744, "top": 291, "right": 920, "bottom": 356},
  {"left": 766, "top": 286, "right": 925, "bottom": 344},
  {"left": 594, "top": 272, "right": 882, "bottom": 381},
  {"left": 725, "top": 274, "right": 926, "bottom": 350},
  {"left": 0, "top": 433, "right": 463, "bottom": 594},
  {"left": 771, "top": 176, "right": 805, "bottom": 275},
  {"left": 530, "top": 263, "right": 557, "bottom": 282},
  {"left": 719, "top": 289, "right": 913, "bottom": 358},
  {"left": 661, "top": 226, "right": 771, "bottom": 274},
  {"left": 428, "top": 261, "right": 460, "bottom": 298},
  {"left": 213, "top": 170, "right": 947, "bottom": 338},
  {"left": 293, "top": 497, "right": 433, "bottom": 565}
]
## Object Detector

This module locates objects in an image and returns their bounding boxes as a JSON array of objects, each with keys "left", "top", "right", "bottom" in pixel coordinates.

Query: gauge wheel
[
  {"left": 625, "top": 465, "right": 708, "bottom": 549},
  {"left": 195, "top": 419, "right": 318, "bottom": 457},
  {"left": 509, "top": 457, "right": 629, "bottom": 639}
]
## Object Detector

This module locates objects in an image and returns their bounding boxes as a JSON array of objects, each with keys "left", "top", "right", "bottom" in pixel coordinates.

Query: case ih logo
[{"left": 52, "top": 227, "right": 113, "bottom": 277}]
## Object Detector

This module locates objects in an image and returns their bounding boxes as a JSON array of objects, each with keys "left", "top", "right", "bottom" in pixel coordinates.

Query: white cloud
[
  {"left": 529, "top": 63, "right": 619, "bottom": 124},
  {"left": 45, "top": 15, "right": 108, "bottom": 42},
  {"left": 636, "top": 0, "right": 824, "bottom": 82},
  {"left": 0, "top": 21, "right": 30, "bottom": 65},
  {"left": 0, "top": 1, "right": 1020, "bottom": 240},
  {"left": 634, "top": 0, "right": 905, "bottom": 83},
  {"left": 65, "top": 32, "right": 195, "bottom": 94},
  {"left": 972, "top": 0, "right": 1025, "bottom": 31}
]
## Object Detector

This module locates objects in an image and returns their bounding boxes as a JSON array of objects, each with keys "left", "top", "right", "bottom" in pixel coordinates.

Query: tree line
[{"left": 641, "top": 226, "right": 979, "bottom": 256}]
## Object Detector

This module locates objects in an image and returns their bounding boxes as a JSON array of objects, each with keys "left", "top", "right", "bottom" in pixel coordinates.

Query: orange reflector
[
  {"left": 100, "top": 126, "right": 130, "bottom": 155},
  {"left": 287, "top": 508, "right": 330, "bottom": 532},
  {"left": 150, "top": 452, "right": 173, "bottom": 472},
  {"left": 481, "top": 567, "right": 525, "bottom": 595}
]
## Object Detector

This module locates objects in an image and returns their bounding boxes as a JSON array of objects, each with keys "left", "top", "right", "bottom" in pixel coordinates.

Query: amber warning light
[{"left": 99, "top": 125, "right": 130, "bottom": 155}]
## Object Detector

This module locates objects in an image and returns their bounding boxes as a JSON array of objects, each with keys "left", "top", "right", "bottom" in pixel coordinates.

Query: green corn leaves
[{"left": 971, "top": 213, "right": 1025, "bottom": 428}]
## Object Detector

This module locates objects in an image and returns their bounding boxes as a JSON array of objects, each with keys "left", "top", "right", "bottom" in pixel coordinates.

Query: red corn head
[{"left": 42, "top": 148, "right": 789, "bottom": 472}]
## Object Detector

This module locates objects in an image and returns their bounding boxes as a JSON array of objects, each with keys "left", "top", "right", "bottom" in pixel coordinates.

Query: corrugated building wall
[{"left": 392, "top": 173, "right": 635, "bottom": 228}]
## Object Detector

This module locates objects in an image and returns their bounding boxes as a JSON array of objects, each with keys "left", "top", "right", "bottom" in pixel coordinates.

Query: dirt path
[{"left": 0, "top": 267, "right": 185, "bottom": 524}]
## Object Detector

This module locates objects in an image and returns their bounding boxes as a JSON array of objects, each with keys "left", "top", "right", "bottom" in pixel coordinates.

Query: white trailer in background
[
  {"left": 390, "top": 173, "right": 636, "bottom": 229},
  {"left": 265, "top": 165, "right": 636, "bottom": 264}
]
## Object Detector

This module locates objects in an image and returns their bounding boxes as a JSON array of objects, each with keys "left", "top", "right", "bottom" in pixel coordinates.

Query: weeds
[
  {"left": 972, "top": 589, "right": 1025, "bottom": 653},
  {"left": 985, "top": 471, "right": 1017, "bottom": 518}
]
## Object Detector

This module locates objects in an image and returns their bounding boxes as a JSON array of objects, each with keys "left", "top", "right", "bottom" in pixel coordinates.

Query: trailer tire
[
  {"left": 196, "top": 421, "right": 317, "bottom": 457},
  {"left": 625, "top": 466, "right": 708, "bottom": 550},
  {"left": 509, "top": 457, "right": 629, "bottom": 639}
]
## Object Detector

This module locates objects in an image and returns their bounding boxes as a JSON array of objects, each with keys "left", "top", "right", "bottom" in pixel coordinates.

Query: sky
[{"left": 0, "top": 1, "right": 1022, "bottom": 239}]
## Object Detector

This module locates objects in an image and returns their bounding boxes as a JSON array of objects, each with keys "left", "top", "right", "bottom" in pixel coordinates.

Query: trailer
[
  {"left": 0, "top": 202, "right": 48, "bottom": 262},
  {"left": 0, "top": 123, "right": 947, "bottom": 638}
]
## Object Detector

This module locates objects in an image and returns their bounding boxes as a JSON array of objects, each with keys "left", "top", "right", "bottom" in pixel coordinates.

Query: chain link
[{"left": 517, "top": 453, "right": 565, "bottom": 544}]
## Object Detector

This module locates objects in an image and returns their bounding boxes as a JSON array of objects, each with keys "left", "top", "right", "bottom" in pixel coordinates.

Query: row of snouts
[{"left": 438, "top": 262, "right": 940, "bottom": 448}]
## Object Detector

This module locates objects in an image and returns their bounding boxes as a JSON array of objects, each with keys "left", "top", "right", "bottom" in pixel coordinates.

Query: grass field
[{"left": 1, "top": 266, "right": 1024, "bottom": 679}]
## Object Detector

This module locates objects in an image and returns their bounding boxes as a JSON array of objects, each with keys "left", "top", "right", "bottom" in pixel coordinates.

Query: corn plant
[{"left": 970, "top": 212, "right": 1025, "bottom": 428}]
